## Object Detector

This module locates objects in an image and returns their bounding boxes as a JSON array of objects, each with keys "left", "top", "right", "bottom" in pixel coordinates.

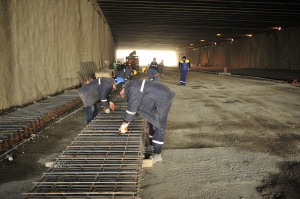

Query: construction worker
[
  {"left": 131, "top": 60, "right": 136, "bottom": 71},
  {"left": 159, "top": 60, "right": 164, "bottom": 78},
  {"left": 116, "top": 79, "right": 176, "bottom": 164},
  {"left": 78, "top": 77, "right": 123, "bottom": 124},
  {"left": 179, "top": 56, "right": 190, "bottom": 86},
  {"left": 148, "top": 57, "right": 160, "bottom": 82},
  {"left": 115, "top": 65, "right": 132, "bottom": 82}
]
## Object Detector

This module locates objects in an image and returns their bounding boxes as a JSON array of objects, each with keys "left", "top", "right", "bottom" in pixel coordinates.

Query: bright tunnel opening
[{"left": 116, "top": 50, "right": 178, "bottom": 67}]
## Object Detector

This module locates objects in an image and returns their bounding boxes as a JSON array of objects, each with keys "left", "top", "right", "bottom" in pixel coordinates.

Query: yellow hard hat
[
  {"left": 133, "top": 70, "right": 137, "bottom": 75},
  {"left": 142, "top": 67, "right": 146, "bottom": 73}
]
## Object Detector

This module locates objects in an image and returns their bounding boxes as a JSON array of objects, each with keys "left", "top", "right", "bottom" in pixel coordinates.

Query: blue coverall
[{"left": 179, "top": 59, "right": 190, "bottom": 85}]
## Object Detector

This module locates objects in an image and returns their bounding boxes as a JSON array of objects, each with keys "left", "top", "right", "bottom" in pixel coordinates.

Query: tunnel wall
[
  {"left": 0, "top": 0, "right": 115, "bottom": 111},
  {"left": 178, "top": 26, "right": 300, "bottom": 70}
]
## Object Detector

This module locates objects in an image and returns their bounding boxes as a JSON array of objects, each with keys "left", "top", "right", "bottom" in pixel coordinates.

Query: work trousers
[
  {"left": 148, "top": 69, "right": 160, "bottom": 82},
  {"left": 180, "top": 70, "right": 188, "bottom": 85},
  {"left": 85, "top": 102, "right": 99, "bottom": 124},
  {"left": 148, "top": 102, "right": 172, "bottom": 154}
]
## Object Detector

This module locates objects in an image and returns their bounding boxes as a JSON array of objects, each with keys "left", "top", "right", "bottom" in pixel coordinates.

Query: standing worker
[
  {"left": 159, "top": 60, "right": 164, "bottom": 78},
  {"left": 148, "top": 57, "right": 160, "bottom": 82},
  {"left": 116, "top": 79, "right": 176, "bottom": 164},
  {"left": 78, "top": 77, "right": 121, "bottom": 124},
  {"left": 179, "top": 56, "right": 190, "bottom": 86}
]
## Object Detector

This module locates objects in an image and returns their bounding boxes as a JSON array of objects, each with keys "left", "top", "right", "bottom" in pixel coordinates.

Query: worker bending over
[
  {"left": 78, "top": 77, "right": 124, "bottom": 124},
  {"left": 115, "top": 66, "right": 132, "bottom": 82},
  {"left": 116, "top": 79, "right": 176, "bottom": 164}
]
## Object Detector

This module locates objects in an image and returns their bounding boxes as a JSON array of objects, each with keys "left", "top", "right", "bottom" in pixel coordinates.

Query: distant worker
[
  {"left": 148, "top": 57, "right": 160, "bottom": 82},
  {"left": 115, "top": 65, "right": 132, "bottom": 82},
  {"left": 117, "top": 62, "right": 126, "bottom": 71},
  {"left": 78, "top": 77, "right": 123, "bottom": 124},
  {"left": 116, "top": 79, "right": 176, "bottom": 164},
  {"left": 178, "top": 56, "right": 190, "bottom": 86},
  {"left": 159, "top": 60, "right": 164, "bottom": 78},
  {"left": 131, "top": 60, "right": 136, "bottom": 71}
]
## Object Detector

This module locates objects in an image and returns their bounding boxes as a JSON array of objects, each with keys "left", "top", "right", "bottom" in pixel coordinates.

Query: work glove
[
  {"left": 109, "top": 102, "right": 115, "bottom": 111},
  {"left": 118, "top": 122, "right": 130, "bottom": 134},
  {"left": 104, "top": 108, "right": 111, "bottom": 114}
]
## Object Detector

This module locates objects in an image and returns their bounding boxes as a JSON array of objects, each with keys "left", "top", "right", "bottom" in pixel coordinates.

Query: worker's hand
[
  {"left": 109, "top": 102, "right": 115, "bottom": 111},
  {"left": 118, "top": 122, "right": 130, "bottom": 134},
  {"left": 104, "top": 108, "right": 111, "bottom": 114},
  {"left": 161, "top": 74, "right": 164, "bottom": 78}
]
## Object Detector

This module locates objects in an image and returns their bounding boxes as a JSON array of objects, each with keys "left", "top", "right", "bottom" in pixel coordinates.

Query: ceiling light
[
  {"left": 190, "top": 44, "right": 193, "bottom": 46},
  {"left": 231, "top": 39, "right": 234, "bottom": 41},
  {"left": 278, "top": 27, "right": 281, "bottom": 30},
  {"left": 214, "top": 42, "right": 217, "bottom": 45},
  {"left": 200, "top": 40, "right": 205, "bottom": 42},
  {"left": 217, "top": 34, "right": 221, "bottom": 36}
]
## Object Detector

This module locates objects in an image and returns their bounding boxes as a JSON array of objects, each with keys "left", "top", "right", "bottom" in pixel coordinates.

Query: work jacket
[
  {"left": 78, "top": 78, "right": 114, "bottom": 108},
  {"left": 116, "top": 68, "right": 132, "bottom": 80},
  {"left": 123, "top": 79, "right": 176, "bottom": 128},
  {"left": 149, "top": 61, "right": 160, "bottom": 73},
  {"left": 179, "top": 59, "right": 190, "bottom": 71}
]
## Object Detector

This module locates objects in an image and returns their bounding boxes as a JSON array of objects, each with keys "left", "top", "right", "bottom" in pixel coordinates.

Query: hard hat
[
  {"left": 133, "top": 70, "right": 137, "bottom": 75},
  {"left": 115, "top": 77, "right": 125, "bottom": 85},
  {"left": 142, "top": 67, "right": 146, "bottom": 73}
]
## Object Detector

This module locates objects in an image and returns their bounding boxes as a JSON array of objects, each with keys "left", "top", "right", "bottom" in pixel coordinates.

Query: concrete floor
[{"left": 0, "top": 66, "right": 300, "bottom": 199}]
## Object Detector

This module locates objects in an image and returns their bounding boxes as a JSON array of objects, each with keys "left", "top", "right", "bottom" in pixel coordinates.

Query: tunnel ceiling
[{"left": 96, "top": 0, "right": 300, "bottom": 51}]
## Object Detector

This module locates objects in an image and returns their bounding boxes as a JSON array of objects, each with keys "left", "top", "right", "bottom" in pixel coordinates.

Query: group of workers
[
  {"left": 146, "top": 56, "right": 190, "bottom": 85},
  {"left": 78, "top": 55, "right": 190, "bottom": 165}
]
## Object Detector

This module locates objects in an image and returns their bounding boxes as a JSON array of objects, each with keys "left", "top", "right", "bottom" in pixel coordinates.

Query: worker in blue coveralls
[
  {"left": 115, "top": 65, "right": 132, "bottom": 82},
  {"left": 116, "top": 79, "right": 176, "bottom": 164},
  {"left": 78, "top": 77, "right": 125, "bottom": 124},
  {"left": 179, "top": 56, "right": 190, "bottom": 86},
  {"left": 148, "top": 57, "right": 160, "bottom": 82}
]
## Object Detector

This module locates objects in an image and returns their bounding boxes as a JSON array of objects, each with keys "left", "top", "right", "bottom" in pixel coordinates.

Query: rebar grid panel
[
  {"left": 23, "top": 103, "right": 146, "bottom": 199},
  {"left": 0, "top": 90, "right": 82, "bottom": 153}
]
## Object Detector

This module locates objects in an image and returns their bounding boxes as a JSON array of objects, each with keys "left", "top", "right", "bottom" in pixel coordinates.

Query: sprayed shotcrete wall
[
  {"left": 178, "top": 26, "right": 300, "bottom": 70},
  {"left": 0, "top": 0, "right": 115, "bottom": 111}
]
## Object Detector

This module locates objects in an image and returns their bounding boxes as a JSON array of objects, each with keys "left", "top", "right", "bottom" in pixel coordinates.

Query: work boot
[
  {"left": 144, "top": 145, "right": 154, "bottom": 152},
  {"left": 149, "top": 153, "right": 162, "bottom": 164}
]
